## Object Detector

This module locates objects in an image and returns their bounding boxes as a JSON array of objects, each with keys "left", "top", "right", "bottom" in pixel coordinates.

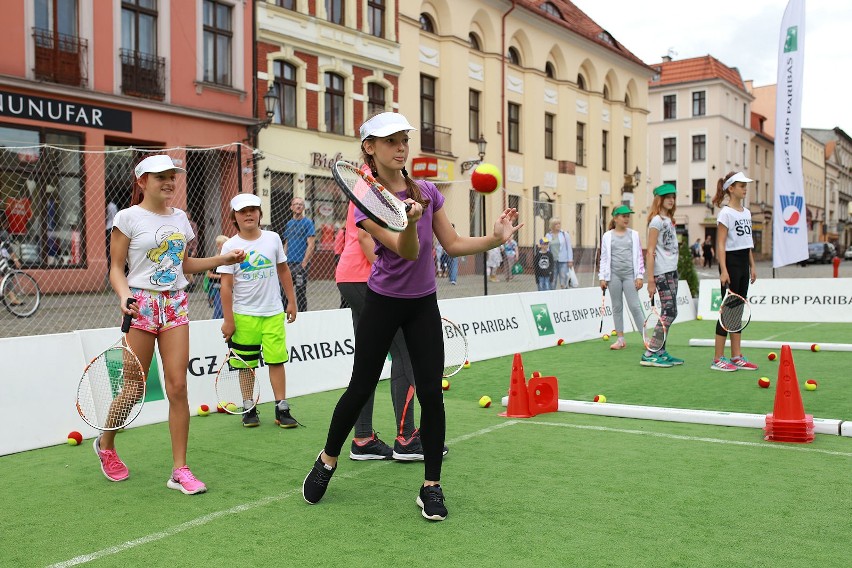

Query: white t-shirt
[
  {"left": 113, "top": 205, "right": 195, "bottom": 291},
  {"left": 648, "top": 214, "right": 679, "bottom": 276},
  {"left": 717, "top": 206, "right": 754, "bottom": 252},
  {"left": 218, "top": 230, "right": 287, "bottom": 317}
]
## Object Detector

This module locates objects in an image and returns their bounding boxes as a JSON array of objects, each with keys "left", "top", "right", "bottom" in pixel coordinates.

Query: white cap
[
  {"left": 723, "top": 172, "right": 753, "bottom": 191},
  {"left": 134, "top": 155, "right": 186, "bottom": 179},
  {"left": 231, "top": 193, "right": 262, "bottom": 211},
  {"left": 359, "top": 112, "right": 417, "bottom": 141}
]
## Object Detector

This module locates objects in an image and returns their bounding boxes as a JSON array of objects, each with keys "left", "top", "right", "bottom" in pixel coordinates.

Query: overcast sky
[{"left": 573, "top": 0, "right": 851, "bottom": 133}]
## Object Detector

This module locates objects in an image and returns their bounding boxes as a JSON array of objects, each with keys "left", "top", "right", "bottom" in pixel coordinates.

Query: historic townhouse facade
[{"left": 804, "top": 128, "right": 852, "bottom": 252}]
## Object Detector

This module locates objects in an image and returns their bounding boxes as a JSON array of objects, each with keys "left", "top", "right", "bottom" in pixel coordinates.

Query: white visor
[{"left": 723, "top": 172, "right": 753, "bottom": 191}]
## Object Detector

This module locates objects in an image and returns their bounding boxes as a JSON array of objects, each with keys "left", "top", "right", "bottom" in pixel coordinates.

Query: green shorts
[{"left": 231, "top": 312, "right": 288, "bottom": 368}]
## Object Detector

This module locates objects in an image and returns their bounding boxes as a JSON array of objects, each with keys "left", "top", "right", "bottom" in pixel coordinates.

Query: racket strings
[
  {"left": 216, "top": 353, "right": 259, "bottom": 412},
  {"left": 335, "top": 164, "right": 408, "bottom": 231},
  {"left": 720, "top": 296, "right": 749, "bottom": 332},
  {"left": 442, "top": 320, "right": 468, "bottom": 378},
  {"left": 79, "top": 347, "right": 144, "bottom": 429}
]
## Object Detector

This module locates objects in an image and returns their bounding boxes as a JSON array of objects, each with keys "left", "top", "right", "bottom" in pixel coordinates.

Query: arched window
[
  {"left": 603, "top": 85, "right": 610, "bottom": 100},
  {"left": 367, "top": 82, "right": 386, "bottom": 117},
  {"left": 540, "top": 2, "right": 562, "bottom": 19},
  {"left": 507, "top": 46, "right": 521, "bottom": 66},
  {"left": 273, "top": 61, "right": 297, "bottom": 127},
  {"left": 545, "top": 62, "right": 556, "bottom": 79},
  {"left": 625, "top": 93, "right": 631, "bottom": 107},
  {"left": 325, "top": 72, "right": 345, "bottom": 135},
  {"left": 419, "top": 13, "right": 435, "bottom": 33},
  {"left": 468, "top": 32, "right": 481, "bottom": 51},
  {"left": 577, "top": 74, "right": 586, "bottom": 90}
]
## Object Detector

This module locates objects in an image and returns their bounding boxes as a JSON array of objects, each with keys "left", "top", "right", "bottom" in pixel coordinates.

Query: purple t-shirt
[{"left": 354, "top": 179, "right": 444, "bottom": 298}]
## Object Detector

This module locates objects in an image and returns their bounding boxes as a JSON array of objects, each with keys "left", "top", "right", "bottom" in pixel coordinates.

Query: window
[
  {"left": 576, "top": 122, "right": 586, "bottom": 166},
  {"left": 692, "top": 179, "right": 705, "bottom": 205},
  {"left": 419, "top": 13, "right": 435, "bottom": 33},
  {"left": 34, "top": 0, "right": 86, "bottom": 86},
  {"left": 273, "top": 60, "right": 297, "bottom": 126},
  {"left": 121, "top": 0, "right": 157, "bottom": 55},
  {"left": 420, "top": 75, "right": 436, "bottom": 150},
  {"left": 545, "top": 113, "right": 555, "bottom": 159},
  {"left": 755, "top": 144, "right": 760, "bottom": 164},
  {"left": 692, "top": 134, "right": 706, "bottom": 161},
  {"left": 663, "top": 95, "right": 676, "bottom": 119},
  {"left": 764, "top": 149, "right": 768, "bottom": 165},
  {"left": 507, "top": 47, "right": 521, "bottom": 66},
  {"left": 603, "top": 85, "right": 610, "bottom": 101},
  {"left": 602, "top": 130, "right": 609, "bottom": 171},
  {"left": 367, "top": 0, "right": 384, "bottom": 38},
  {"left": 623, "top": 136, "right": 629, "bottom": 174},
  {"left": 325, "top": 0, "right": 343, "bottom": 25},
  {"left": 540, "top": 2, "right": 562, "bottom": 18},
  {"left": 120, "top": 0, "right": 163, "bottom": 99},
  {"left": 625, "top": 93, "right": 631, "bottom": 106},
  {"left": 468, "top": 33, "right": 481, "bottom": 51},
  {"left": 663, "top": 137, "right": 677, "bottom": 163},
  {"left": 275, "top": 0, "right": 295, "bottom": 8},
  {"left": 367, "top": 82, "right": 385, "bottom": 117},
  {"left": 202, "top": 0, "right": 232, "bottom": 85},
  {"left": 469, "top": 90, "right": 480, "bottom": 142},
  {"left": 743, "top": 143, "right": 747, "bottom": 166},
  {"left": 577, "top": 74, "right": 586, "bottom": 91},
  {"left": 508, "top": 103, "right": 520, "bottom": 152},
  {"left": 324, "top": 72, "right": 344, "bottom": 135},
  {"left": 545, "top": 62, "right": 555, "bottom": 79},
  {"left": 692, "top": 91, "right": 706, "bottom": 116}
]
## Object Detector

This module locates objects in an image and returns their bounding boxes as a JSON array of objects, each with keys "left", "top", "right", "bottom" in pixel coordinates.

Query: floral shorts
[{"left": 130, "top": 287, "right": 189, "bottom": 335}]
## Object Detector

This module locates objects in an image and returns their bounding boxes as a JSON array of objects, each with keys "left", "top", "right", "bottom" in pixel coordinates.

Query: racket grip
[
  {"left": 404, "top": 203, "right": 412, "bottom": 212},
  {"left": 121, "top": 298, "right": 137, "bottom": 333}
]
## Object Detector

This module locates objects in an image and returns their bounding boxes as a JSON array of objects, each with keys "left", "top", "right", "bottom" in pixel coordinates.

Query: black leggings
[
  {"left": 324, "top": 289, "right": 446, "bottom": 481},
  {"left": 716, "top": 249, "right": 750, "bottom": 337}
]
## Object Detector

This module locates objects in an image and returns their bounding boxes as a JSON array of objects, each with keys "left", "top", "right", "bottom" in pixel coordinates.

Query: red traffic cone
[
  {"left": 499, "top": 353, "right": 532, "bottom": 418},
  {"left": 528, "top": 376, "right": 559, "bottom": 416},
  {"left": 764, "top": 344, "right": 814, "bottom": 443}
]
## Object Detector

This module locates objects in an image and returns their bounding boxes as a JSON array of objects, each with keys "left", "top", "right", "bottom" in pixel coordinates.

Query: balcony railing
[
  {"left": 120, "top": 49, "right": 166, "bottom": 101},
  {"left": 420, "top": 122, "right": 453, "bottom": 157},
  {"left": 33, "top": 27, "right": 88, "bottom": 87}
]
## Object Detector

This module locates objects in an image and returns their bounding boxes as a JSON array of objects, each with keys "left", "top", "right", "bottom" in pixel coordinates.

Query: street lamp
[
  {"left": 248, "top": 84, "right": 279, "bottom": 139},
  {"left": 460, "top": 133, "right": 488, "bottom": 173}
]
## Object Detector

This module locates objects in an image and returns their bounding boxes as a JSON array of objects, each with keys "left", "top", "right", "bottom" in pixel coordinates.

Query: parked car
[
  {"left": 844, "top": 246, "right": 852, "bottom": 260},
  {"left": 802, "top": 242, "right": 836, "bottom": 265}
]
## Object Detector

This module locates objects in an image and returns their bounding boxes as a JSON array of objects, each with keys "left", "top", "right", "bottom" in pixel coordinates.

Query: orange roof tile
[{"left": 649, "top": 55, "right": 746, "bottom": 91}]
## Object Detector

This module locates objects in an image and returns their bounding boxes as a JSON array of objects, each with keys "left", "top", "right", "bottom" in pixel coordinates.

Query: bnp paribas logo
[
  {"left": 784, "top": 25, "right": 798, "bottom": 53},
  {"left": 710, "top": 289, "right": 723, "bottom": 312},
  {"left": 530, "top": 304, "right": 555, "bottom": 336}
]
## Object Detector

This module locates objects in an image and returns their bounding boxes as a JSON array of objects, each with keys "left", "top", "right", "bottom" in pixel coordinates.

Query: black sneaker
[
  {"left": 303, "top": 453, "right": 336, "bottom": 504},
  {"left": 393, "top": 430, "right": 449, "bottom": 461},
  {"left": 242, "top": 407, "right": 260, "bottom": 428},
  {"left": 275, "top": 402, "right": 299, "bottom": 429},
  {"left": 416, "top": 484, "right": 448, "bottom": 521},
  {"left": 349, "top": 432, "right": 393, "bottom": 460}
]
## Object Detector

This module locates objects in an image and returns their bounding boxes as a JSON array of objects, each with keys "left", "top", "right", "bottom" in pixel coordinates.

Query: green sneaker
[
  {"left": 660, "top": 351, "right": 684, "bottom": 366},
  {"left": 640, "top": 353, "right": 673, "bottom": 368}
]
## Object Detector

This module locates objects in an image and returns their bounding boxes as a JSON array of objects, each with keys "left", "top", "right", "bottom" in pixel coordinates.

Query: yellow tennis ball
[
  {"left": 811, "top": 344, "right": 821, "bottom": 352},
  {"left": 463, "top": 360, "right": 471, "bottom": 368},
  {"left": 225, "top": 402, "right": 238, "bottom": 412},
  {"left": 471, "top": 163, "right": 502, "bottom": 194},
  {"left": 198, "top": 404, "right": 210, "bottom": 417},
  {"left": 697, "top": 315, "right": 703, "bottom": 320},
  {"left": 805, "top": 382, "right": 817, "bottom": 391},
  {"left": 593, "top": 394, "right": 606, "bottom": 403},
  {"left": 441, "top": 379, "right": 450, "bottom": 391},
  {"left": 479, "top": 395, "right": 492, "bottom": 408},
  {"left": 603, "top": 334, "right": 610, "bottom": 341}
]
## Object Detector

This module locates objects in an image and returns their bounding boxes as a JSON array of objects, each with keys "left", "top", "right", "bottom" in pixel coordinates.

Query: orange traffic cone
[
  {"left": 499, "top": 353, "right": 532, "bottom": 418},
  {"left": 764, "top": 344, "right": 814, "bottom": 443},
  {"left": 527, "top": 376, "right": 559, "bottom": 416}
]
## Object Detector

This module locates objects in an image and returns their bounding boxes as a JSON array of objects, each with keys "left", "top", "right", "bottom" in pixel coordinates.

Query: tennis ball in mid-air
[
  {"left": 198, "top": 404, "right": 210, "bottom": 417},
  {"left": 557, "top": 338, "right": 565, "bottom": 346},
  {"left": 758, "top": 377, "right": 771, "bottom": 388},
  {"left": 593, "top": 394, "right": 607, "bottom": 403},
  {"left": 768, "top": 352, "right": 777, "bottom": 361},
  {"left": 603, "top": 334, "right": 610, "bottom": 341},
  {"left": 441, "top": 379, "right": 450, "bottom": 391},
  {"left": 225, "top": 402, "right": 238, "bottom": 412},
  {"left": 463, "top": 360, "right": 471, "bottom": 368},
  {"left": 479, "top": 396, "right": 492, "bottom": 408},
  {"left": 811, "top": 344, "right": 820, "bottom": 352},
  {"left": 67, "top": 431, "right": 83, "bottom": 446},
  {"left": 697, "top": 315, "right": 703, "bottom": 320},
  {"left": 470, "top": 163, "right": 502, "bottom": 194}
]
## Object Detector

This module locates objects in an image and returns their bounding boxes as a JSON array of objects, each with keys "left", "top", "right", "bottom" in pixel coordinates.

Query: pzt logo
[{"left": 779, "top": 193, "right": 803, "bottom": 234}]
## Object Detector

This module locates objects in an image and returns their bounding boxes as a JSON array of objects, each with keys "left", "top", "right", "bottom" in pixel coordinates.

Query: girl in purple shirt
[{"left": 302, "top": 112, "right": 521, "bottom": 521}]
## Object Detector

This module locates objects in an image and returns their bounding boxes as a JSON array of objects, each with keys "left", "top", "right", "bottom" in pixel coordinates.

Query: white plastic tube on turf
[{"left": 688, "top": 339, "right": 852, "bottom": 352}]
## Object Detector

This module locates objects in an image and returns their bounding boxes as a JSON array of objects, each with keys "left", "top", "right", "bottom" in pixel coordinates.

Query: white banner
[
  {"left": 697, "top": 278, "right": 852, "bottom": 322},
  {"left": 772, "top": 0, "right": 808, "bottom": 268}
]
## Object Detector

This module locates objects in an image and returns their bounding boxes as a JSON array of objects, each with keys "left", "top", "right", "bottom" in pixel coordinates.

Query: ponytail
[
  {"left": 712, "top": 171, "right": 736, "bottom": 208},
  {"left": 361, "top": 145, "right": 429, "bottom": 207}
]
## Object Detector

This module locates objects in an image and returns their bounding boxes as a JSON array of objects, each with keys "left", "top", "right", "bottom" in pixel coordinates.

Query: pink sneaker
[
  {"left": 93, "top": 435, "right": 129, "bottom": 482},
  {"left": 731, "top": 356, "right": 758, "bottom": 371},
  {"left": 167, "top": 466, "right": 207, "bottom": 495},
  {"left": 610, "top": 339, "right": 626, "bottom": 350}
]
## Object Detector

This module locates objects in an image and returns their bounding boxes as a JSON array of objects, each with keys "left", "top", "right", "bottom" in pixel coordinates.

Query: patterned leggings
[{"left": 654, "top": 270, "right": 679, "bottom": 351}]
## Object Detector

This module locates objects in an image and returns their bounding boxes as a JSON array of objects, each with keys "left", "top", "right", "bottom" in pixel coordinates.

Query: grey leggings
[{"left": 607, "top": 272, "right": 646, "bottom": 333}]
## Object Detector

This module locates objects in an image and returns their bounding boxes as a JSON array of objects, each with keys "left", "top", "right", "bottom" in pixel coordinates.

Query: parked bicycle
[{"left": 1, "top": 240, "right": 41, "bottom": 318}]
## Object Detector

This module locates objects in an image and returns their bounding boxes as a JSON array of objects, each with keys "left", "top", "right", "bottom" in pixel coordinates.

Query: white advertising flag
[{"left": 772, "top": 0, "right": 808, "bottom": 268}]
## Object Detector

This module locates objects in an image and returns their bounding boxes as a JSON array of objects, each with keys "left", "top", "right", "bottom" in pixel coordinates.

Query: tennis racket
[
  {"left": 331, "top": 161, "right": 410, "bottom": 232},
  {"left": 718, "top": 289, "right": 751, "bottom": 333},
  {"left": 642, "top": 296, "right": 667, "bottom": 353},
  {"left": 442, "top": 317, "right": 468, "bottom": 378},
  {"left": 598, "top": 287, "right": 607, "bottom": 334},
  {"left": 76, "top": 299, "right": 145, "bottom": 431},
  {"left": 214, "top": 343, "right": 259, "bottom": 415}
]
